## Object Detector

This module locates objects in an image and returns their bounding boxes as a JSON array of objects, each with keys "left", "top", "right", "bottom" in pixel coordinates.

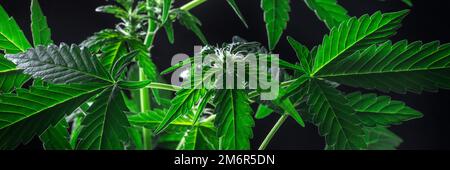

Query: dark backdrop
[{"left": 2, "top": 0, "right": 449, "bottom": 150}]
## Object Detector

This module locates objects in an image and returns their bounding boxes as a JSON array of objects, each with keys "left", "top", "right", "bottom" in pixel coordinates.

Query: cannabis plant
[{"left": 0, "top": 0, "right": 448, "bottom": 150}]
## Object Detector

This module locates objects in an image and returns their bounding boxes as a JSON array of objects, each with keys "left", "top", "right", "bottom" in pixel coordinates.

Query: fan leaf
[
  {"left": 0, "top": 84, "right": 107, "bottom": 149},
  {"left": 317, "top": 41, "right": 450, "bottom": 93},
  {"left": 226, "top": 0, "right": 249, "bottom": 28},
  {"left": 306, "top": 79, "right": 366, "bottom": 150},
  {"left": 5, "top": 44, "right": 113, "bottom": 84},
  {"left": 0, "top": 4, "right": 32, "bottom": 53},
  {"left": 261, "top": 0, "right": 290, "bottom": 50},
  {"left": 77, "top": 86, "right": 130, "bottom": 150},
  {"left": 176, "top": 10, "right": 208, "bottom": 45},
  {"left": 31, "top": 0, "right": 53, "bottom": 46},
  {"left": 154, "top": 88, "right": 207, "bottom": 134},
  {"left": 39, "top": 118, "right": 72, "bottom": 150},
  {"left": 214, "top": 90, "right": 254, "bottom": 150},
  {"left": 312, "top": 10, "right": 409, "bottom": 75},
  {"left": 304, "top": 0, "right": 350, "bottom": 29},
  {"left": 364, "top": 126, "right": 402, "bottom": 150},
  {"left": 347, "top": 92, "right": 423, "bottom": 126},
  {"left": 0, "top": 55, "right": 28, "bottom": 92}
]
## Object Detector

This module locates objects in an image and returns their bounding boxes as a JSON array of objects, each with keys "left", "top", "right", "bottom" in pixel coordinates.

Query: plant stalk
[
  {"left": 258, "top": 114, "right": 289, "bottom": 150},
  {"left": 139, "top": 68, "right": 153, "bottom": 150},
  {"left": 180, "top": 0, "right": 207, "bottom": 11},
  {"left": 140, "top": 0, "right": 159, "bottom": 150}
]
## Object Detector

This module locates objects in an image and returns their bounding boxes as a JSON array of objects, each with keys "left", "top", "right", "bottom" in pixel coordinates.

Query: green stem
[
  {"left": 258, "top": 114, "right": 289, "bottom": 150},
  {"left": 146, "top": 82, "right": 182, "bottom": 92},
  {"left": 140, "top": 0, "right": 159, "bottom": 150},
  {"left": 139, "top": 68, "right": 153, "bottom": 150},
  {"left": 180, "top": 0, "right": 207, "bottom": 11}
]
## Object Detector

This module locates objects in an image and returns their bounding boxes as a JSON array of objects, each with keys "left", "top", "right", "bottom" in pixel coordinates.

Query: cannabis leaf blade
[
  {"left": 31, "top": 0, "right": 53, "bottom": 46},
  {"left": 100, "top": 39, "right": 127, "bottom": 71},
  {"left": 312, "top": 10, "right": 409, "bottom": 75},
  {"left": 129, "top": 109, "right": 198, "bottom": 131},
  {"left": 287, "top": 36, "right": 311, "bottom": 73},
  {"left": 154, "top": 88, "right": 206, "bottom": 134},
  {"left": 304, "top": 0, "right": 350, "bottom": 29},
  {"left": 77, "top": 86, "right": 130, "bottom": 150},
  {"left": 162, "top": 0, "right": 172, "bottom": 24},
  {"left": 0, "top": 55, "right": 28, "bottom": 92},
  {"left": 226, "top": 0, "right": 249, "bottom": 28},
  {"left": 177, "top": 10, "right": 208, "bottom": 45},
  {"left": 0, "top": 4, "right": 32, "bottom": 53},
  {"left": 176, "top": 124, "right": 218, "bottom": 150},
  {"left": 0, "top": 84, "right": 106, "bottom": 149},
  {"left": 261, "top": 0, "right": 290, "bottom": 50},
  {"left": 129, "top": 109, "right": 218, "bottom": 150},
  {"left": 39, "top": 118, "right": 72, "bottom": 150},
  {"left": 5, "top": 44, "right": 113, "bottom": 84},
  {"left": 317, "top": 41, "right": 450, "bottom": 94},
  {"left": 401, "top": 0, "right": 413, "bottom": 7},
  {"left": 307, "top": 80, "right": 366, "bottom": 150},
  {"left": 347, "top": 92, "right": 422, "bottom": 126},
  {"left": 214, "top": 90, "right": 254, "bottom": 150},
  {"left": 365, "top": 127, "right": 402, "bottom": 150}
]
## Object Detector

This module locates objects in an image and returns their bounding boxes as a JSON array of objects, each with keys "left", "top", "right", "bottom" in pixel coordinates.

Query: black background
[{"left": 2, "top": 0, "right": 450, "bottom": 150}]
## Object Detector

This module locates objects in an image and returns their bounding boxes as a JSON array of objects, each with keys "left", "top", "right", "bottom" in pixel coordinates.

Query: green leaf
[
  {"left": 154, "top": 88, "right": 207, "bottom": 134},
  {"left": 401, "top": 0, "right": 413, "bottom": 7},
  {"left": 347, "top": 92, "right": 422, "bottom": 127},
  {"left": 176, "top": 124, "right": 218, "bottom": 150},
  {"left": 77, "top": 86, "right": 130, "bottom": 150},
  {"left": 312, "top": 10, "right": 409, "bottom": 75},
  {"left": 111, "top": 51, "right": 139, "bottom": 80},
  {"left": 261, "top": 0, "right": 290, "bottom": 50},
  {"left": 176, "top": 10, "right": 208, "bottom": 45},
  {"left": 81, "top": 29, "right": 123, "bottom": 53},
  {"left": 192, "top": 90, "right": 213, "bottom": 125},
  {"left": 95, "top": 5, "right": 128, "bottom": 19},
  {"left": 255, "top": 104, "right": 274, "bottom": 119},
  {"left": 100, "top": 39, "right": 127, "bottom": 71},
  {"left": 0, "top": 84, "right": 107, "bottom": 149},
  {"left": 214, "top": 90, "right": 254, "bottom": 150},
  {"left": 0, "top": 55, "right": 29, "bottom": 92},
  {"left": 274, "top": 97, "right": 305, "bottom": 127},
  {"left": 0, "top": 4, "right": 32, "bottom": 53},
  {"left": 226, "top": 0, "right": 249, "bottom": 28},
  {"left": 164, "top": 21, "right": 175, "bottom": 44},
  {"left": 280, "top": 75, "right": 309, "bottom": 100},
  {"left": 31, "top": 0, "right": 53, "bottom": 46},
  {"left": 5, "top": 44, "right": 113, "bottom": 84},
  {"left": 69, "top": 114, "right": 84, "bottom": 149},
  {"left": 39, "top": 118, "right": 72, "bottom": 150},
  {"left": 162, "top": 0, "right": 172, "bottom": 24},
  {"left": 304, "top": 0, "right": 350, "bottom": 29},
  {"left": 364, "top": 126, "right": 402, "bottom": 150},
  {"left": 316, "top": 41, "right": 450, "bottom": 94},
  {"left": 306, "top": 79, "right": 366, "bottom": 150},
  {"left": 129, "top": 109, "right": 218, "bottom": 150},
  {"left": 287, "top": 36, "right": 311, "bottom": 73},
  {"left": 126, "top": 127, "right": 143, "bottom": 150}
]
